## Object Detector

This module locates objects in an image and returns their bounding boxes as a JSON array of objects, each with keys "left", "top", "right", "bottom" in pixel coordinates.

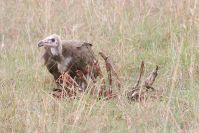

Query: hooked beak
[
  {"left": 37, "top": 40, "right": 49, "bottom": 47},
  {"left": 37, "top": 41, "right": 44, "bottom": 47}
]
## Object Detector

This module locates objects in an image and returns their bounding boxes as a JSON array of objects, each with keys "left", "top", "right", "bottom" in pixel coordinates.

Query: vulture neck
[{"left": 50, "top": 44, "right": 64, "bottom": 63}]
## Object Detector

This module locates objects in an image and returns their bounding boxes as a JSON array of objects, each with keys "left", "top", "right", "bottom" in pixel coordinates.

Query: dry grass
[{"left": 0, "top": 0, "right": 199, "bottom": 132}]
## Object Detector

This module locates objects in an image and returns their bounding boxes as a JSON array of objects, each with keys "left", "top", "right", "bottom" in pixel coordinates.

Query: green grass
[{"left": 0, "top": 0, "right": 199, "bottom": 132}]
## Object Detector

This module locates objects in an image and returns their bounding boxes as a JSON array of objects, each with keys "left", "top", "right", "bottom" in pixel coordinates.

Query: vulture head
[{"left": 37, "top": 34, "right": 62, "bottom": 56}]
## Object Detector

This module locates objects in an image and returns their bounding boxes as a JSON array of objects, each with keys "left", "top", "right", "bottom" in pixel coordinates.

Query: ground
[{"left": 0, "top": 0, "right": 199, "bottom": 132}]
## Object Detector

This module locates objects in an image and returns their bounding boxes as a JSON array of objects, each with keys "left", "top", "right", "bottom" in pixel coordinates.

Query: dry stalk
[
  {"left": 127, "top": 62, "right": 159, "bottom": 101},
  {"left": 92, "top": 61, "right": 106, "bottom": 97},
  {"left": 99, "top": 52, "right": 121, "bottom": 89},
  {"left": 134, "top": 61, "right": 145, "bottom": 88},
  {"left": 144, "top": 65, "right": 159, "bottom": 90}
]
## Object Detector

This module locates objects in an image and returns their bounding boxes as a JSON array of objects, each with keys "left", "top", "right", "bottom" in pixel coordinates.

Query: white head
[{"left": 37, "top": 34, "right": 62, "bottom": 55}]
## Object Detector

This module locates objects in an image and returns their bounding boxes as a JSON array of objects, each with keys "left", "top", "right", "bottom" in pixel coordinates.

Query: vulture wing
[{"left": 61, "top": 40, "right": 97, "bottom": 78}]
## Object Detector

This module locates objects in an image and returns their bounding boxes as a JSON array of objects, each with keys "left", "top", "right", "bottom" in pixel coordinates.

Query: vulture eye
[{"left": 51, "top": 38, "right": 55, "bottom": 42}]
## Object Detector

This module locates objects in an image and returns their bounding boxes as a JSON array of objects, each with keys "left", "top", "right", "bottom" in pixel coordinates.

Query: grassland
[{"left": 0, "top": 0, "right": 199, "bottom": 132}]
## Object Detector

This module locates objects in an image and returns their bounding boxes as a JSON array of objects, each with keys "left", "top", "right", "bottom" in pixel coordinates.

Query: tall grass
[{"left": 0, "top": 0, "right": 199, "bottom": 132}]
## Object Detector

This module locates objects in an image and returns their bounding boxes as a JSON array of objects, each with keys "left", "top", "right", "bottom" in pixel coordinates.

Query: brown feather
[{"left": 42, "top": 40, "right": 99, "bottom": 89}]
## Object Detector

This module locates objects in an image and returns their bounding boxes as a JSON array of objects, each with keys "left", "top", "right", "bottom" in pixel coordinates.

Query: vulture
[{"left": 37, "top": 34, "right": 100, "bottom": 90}]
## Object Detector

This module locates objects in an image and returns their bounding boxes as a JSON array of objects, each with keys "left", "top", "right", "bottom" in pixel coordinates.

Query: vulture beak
[
  {"left": 37, "top": 41, "right": 44, "bottom": 47},
  {"left": 37, "top": 40, "right": 50, "bottom": 47}
]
